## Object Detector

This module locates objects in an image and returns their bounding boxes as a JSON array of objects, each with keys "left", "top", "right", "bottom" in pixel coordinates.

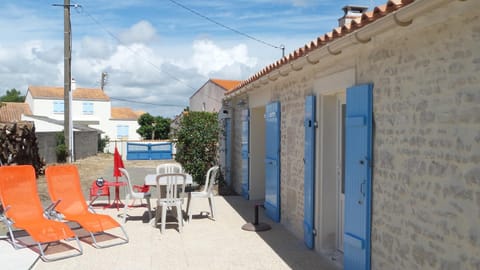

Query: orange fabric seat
[
  {"left": 45, "top": 164, "right": 128, "bottom": 248},
  {"left": 0, "top": 165, "right": 82, "bottom": 261}
]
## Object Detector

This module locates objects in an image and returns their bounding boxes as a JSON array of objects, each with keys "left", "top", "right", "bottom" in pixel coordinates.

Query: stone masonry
[
  {"left": 226, "top": 1, "right": 480, "bottom": 269},
  {"left": 359, "top": 4, "right": 480, "bottom": 270}
]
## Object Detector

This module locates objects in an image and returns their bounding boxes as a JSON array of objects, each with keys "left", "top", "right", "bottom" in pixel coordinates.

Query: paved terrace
[
  {"left": 2, "top": 194, "right": 341, "bottom": 270},
  {"left": 1, "top": 164, "right": 341, "bottom": 269}
]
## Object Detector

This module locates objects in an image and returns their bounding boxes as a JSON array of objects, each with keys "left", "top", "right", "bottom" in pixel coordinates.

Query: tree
[
  {"left": 1, "top": 88, "right": 25, "bottom": 102},
  {"left": 174, "top": 111, "right": 219, "bottom": 185},
  {"left": 136, "top": 113, "right": 171, "bottom": 140}
]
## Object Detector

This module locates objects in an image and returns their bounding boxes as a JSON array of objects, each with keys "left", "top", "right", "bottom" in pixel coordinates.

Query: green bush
[
  {"left": 55, "top": 144, "right": 68, "bottom": 163},
  {"left": 98, "top": 135, "right": 110, "bottom": 152},
  {"left": 174, "top": 111, "right": 219, "bottom": 186},
  {"left": 55, "top": 132, "right": 68, "bottom": 163}
]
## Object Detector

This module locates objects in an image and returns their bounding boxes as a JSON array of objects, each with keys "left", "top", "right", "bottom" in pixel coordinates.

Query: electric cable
[
  {"left": 74, "top": 4, "right": 197, "bottom": 91},
  {"left": 167, "top": 0, "right": 284, "bottom": 51}
]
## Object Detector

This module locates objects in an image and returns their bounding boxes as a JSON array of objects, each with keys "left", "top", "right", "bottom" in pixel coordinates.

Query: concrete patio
[{"left": 2, "top": 195, "right": 341, "bottom": 270}]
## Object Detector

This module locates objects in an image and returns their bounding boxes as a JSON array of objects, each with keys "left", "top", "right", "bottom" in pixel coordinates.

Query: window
[
  {"left": 53, "top": 101, "right": 64, "bottom": 114},
  {"left": 116, "top": 125, "right": 129, "bottom": 139},
  {"left": 82, "top": 102, "right": 94, "bottom": 115}
]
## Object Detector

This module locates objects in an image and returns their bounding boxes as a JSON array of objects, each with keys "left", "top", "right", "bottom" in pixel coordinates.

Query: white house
[
  {"left": 0, "top": 102, "right": 100, "bottom": 162},
  {"left": 25, "top": 84, "right": 141, "bottom": 153},
  {"left": 189, "top": 78, "right": 240, "bottom": 112}
]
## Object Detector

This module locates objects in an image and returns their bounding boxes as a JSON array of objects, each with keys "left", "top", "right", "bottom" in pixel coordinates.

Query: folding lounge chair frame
[
  {"left": 45, "top": 165, "right": 129, "bottom": 248},
  {"left": 0, "top": 165, "right": 83, "bottom": 262}
]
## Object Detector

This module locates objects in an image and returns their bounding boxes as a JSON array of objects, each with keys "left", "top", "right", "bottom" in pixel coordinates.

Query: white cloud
[
  {"left": 191, "top": 39, "right": 257, "bottom": 78},
  {"left": 118, "top": 20, "right": 157, "bottom": 45},
  {"left": 79, "top": 37, "right": 114, "bottom": 59}
]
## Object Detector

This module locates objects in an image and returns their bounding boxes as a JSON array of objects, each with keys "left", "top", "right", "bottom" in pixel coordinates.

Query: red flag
[{"left": 113, "top": 146, "right": 125, "bottom": 179}]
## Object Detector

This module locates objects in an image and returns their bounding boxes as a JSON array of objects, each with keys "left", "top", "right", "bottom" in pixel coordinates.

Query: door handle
[
  {"left": 360, "top": 180, "right": 366, "bottom": 197},
  {"left": 358, "top": 181, "right": 366, "bottom": 205}
]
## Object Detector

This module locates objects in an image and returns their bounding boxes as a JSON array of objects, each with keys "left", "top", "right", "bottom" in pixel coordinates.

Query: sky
[{"left": 0, "top": 0, "right": 381, "bottom": 118}]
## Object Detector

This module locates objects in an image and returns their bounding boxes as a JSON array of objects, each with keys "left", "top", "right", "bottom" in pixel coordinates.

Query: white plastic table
[{"left": 144, "top": 173, "right": 193, "bottom": 186}]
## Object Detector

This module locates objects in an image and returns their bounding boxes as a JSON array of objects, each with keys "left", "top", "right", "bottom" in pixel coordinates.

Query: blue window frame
[
  {"left": 53, "top": 101, "right": 64, "bottom": 114},
  {"left": 82, "top": 102, "right": 94, "bottom": 115},
  {"left": 117, "top": 125, "right": 129, "bottom": 139}
]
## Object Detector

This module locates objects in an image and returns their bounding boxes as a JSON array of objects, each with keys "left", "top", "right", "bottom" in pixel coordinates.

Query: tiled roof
[
  {"left": 229, "top": 0, "right": 414, "bottom": 93},
  {"left": 0, "top": 102, "right": 32, "bottom": 122},
  {"left": 134, "top": 110, "right": 146, "bottom": 118},
  {"left": 28, "top": 86, "right": 110, "bottom": 101},
  {"left": 111, "top": 107, "right": 139, "bottom": 120},
  {"left": 211, "top": 79, "right": 241, "bottom": 91}
]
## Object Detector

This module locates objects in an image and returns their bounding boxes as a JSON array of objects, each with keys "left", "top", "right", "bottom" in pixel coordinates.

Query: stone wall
[
  {"left": 358, "top": 4, "right": 480, "bottom": 270},
  {"left": 274, "top": 76, "right": 313, "bottom": 238},
  {"left": 226, "top": 1, "right": 479, "bottom": 269},
  {"left": 37, "top": 131, "right": 99, "bottom": 163}
]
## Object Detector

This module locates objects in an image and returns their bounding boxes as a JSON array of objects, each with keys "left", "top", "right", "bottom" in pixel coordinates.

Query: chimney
[
  {"left": 71, "top": 78, "right": 77, "bottom": 91},
  {"left": 338, "top": 5, "right": 368, "bottom": 27}
]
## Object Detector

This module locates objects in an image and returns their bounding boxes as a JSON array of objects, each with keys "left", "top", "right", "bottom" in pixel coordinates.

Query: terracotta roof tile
[
  {"left": 228, "top": 0, "right": 414, "bottom": 93},
  {"left": 28, "top": 86, "right": 110, "bottom": 101},
  {"left": 0, "top": 102, "right": 32, "bottom": 122},
  {"left": 111, "top": 107, "right": 139, "bottom": 120},
  {"left": 135, "top": 110, "right": 146, "bottom": 117},
  {"left": 210, "top": 79, "right": 241, "bottom": 91},
  {"left": 73, "top": 88, "right": 110, "bottom": 101}
]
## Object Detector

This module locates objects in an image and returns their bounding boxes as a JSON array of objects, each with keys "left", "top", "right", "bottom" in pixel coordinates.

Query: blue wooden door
[
  {"left": 304, "top": 95, "right": 316, "bottom": 249},
  {"left": 241, "top": 109, "right": 250, "bottom": 199},
  {"left": 264, "top": 102, "right": 281, "bottom": 222},
  {"left": 344, "top": 84, "right": 373, "bottom": 270}
]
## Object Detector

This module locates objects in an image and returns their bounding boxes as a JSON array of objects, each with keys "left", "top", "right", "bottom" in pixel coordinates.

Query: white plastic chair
[
  {"left": 154, "top": 173, "right": 186, "bottom": 233},
  {"left": 156, "top": 163, "right": 183, "bottom": 174},
  {"left": 186, "top": 165, "right": 219, "bottom": 222},
  {"left": 120, "top": 168, "right": 152, "bottom": 223},
  {"left": 156, "top": 163, "right": 186, "bottom": 201}
]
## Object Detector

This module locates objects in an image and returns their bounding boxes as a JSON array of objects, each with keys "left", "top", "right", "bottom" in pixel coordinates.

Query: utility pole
[
  {"left": 54, "top": 0, "right": 74, "bottom": 162},
  {"left": 101, "top": 72, "right": 108, "bottom": 90},
  {"left": 64, "top": 0, "right": 72, "bottom": 162}
]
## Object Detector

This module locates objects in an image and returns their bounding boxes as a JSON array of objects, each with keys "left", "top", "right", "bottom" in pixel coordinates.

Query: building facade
[
  {"left": 223, "top": 1, "right": 480, "bottom": 269},
  {"left": 25, "top": 84, "right": 141, "bottom": 153},
  {"left": 189, "top": 79, "right": 240, "bottom": 112}
]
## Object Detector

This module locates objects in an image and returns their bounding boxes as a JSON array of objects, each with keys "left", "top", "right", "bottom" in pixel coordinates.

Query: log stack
[{"left": 0, "top": 121, "right": 45, "bottom": 175}]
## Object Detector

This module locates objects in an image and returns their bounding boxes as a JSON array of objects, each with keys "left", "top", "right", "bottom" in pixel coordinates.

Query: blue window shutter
[
  {"left": 264, "top": 101, "right": 281, "bottom": 222},
  {"left": 241, "top": 109, "right": 250, "bottom": 199},
  {"left": 344, "top": 83, "right": 373, "bottom": 270},
  {"left": 304, "top": 95, "right": 316, "bottom": 249}
]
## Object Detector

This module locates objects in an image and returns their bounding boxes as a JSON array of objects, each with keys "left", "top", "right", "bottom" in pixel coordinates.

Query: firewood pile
[{"left": 0, "top": 121, "right": 45, "bottom": 175}]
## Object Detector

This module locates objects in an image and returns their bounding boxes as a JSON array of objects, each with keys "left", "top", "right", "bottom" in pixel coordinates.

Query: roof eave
[{"left": 225, "top": 0, "right": 452, "bottom": 99}]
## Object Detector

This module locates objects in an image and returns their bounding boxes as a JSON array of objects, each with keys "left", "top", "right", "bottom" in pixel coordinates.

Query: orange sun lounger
[
  {"left": 0, "top": 165, "right": 83, "bottom": 261},
  {"left": 45, "top": 164, "right": 129, "bottom": 248}
]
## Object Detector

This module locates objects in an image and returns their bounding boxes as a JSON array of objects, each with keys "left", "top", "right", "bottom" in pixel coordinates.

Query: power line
[
  {"left": 110, "top": 97, "right": 187, "bottom": 107},
  {"left": 168, "top": 0, "right": 285, "bottom": 54},
  {"left": 73, "top": 4, "right": 197, "bottom": 91}
]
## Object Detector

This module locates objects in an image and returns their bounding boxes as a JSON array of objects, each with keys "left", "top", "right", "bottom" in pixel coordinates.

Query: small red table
[{"left": 105, "top": 181, "right": 127, "bottom": 210}]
